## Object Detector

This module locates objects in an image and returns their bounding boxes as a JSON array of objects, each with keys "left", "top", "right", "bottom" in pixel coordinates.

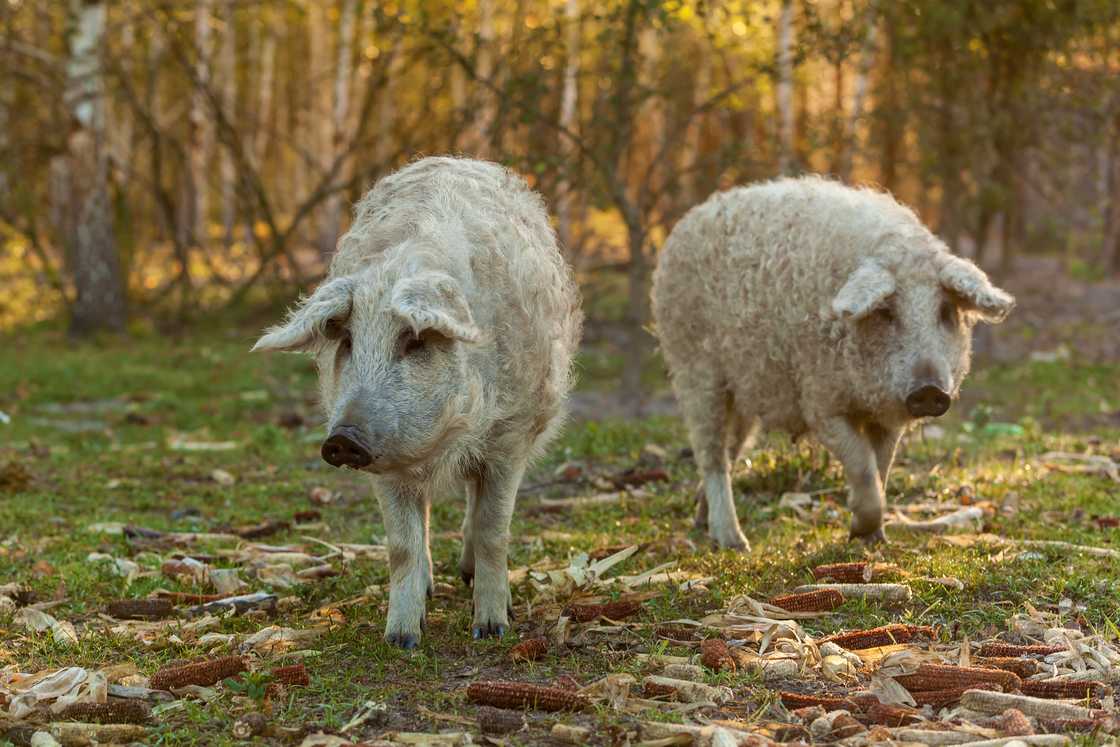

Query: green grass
[{"left": 1, "top": 325, "right": 1118, "bottom": 745}]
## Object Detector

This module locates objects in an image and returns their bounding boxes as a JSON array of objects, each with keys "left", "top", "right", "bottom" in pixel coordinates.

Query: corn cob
[
  {"left": 864, "top": 701, "right": 922, "bottom": 726},
  {"left": 477, "top": 706, "right": 526, "bottom": 735},
  {"left": 779, "top": 691, "right": 862, "bottom": 712},
  {"left": 975, "top": 656, "right": 1043, "bottom": 678},
  {"left": 270, "top": 664, "right": 310, "bottom": 687},
  {"left": 960, "top": 689, "right": 1100, "bottom": 720},
  {"left": 59, "top": 699, "right": 151, "bottom": 724},
  {"left": 996, "top": 708, "right": 1033, "bottom": 737},
  {"left": 700, "top": 638, "right": 736, "bottom": 672},
  {"left": 509, "top": 637, "right": 548, "bottom": 663},
  {"left": 466, "top": 681, "right": 587, "bottom": 712},
  {"left": 977, "top": 642, "right": 1065, "bottom": 658},
  {"left": 768, "top": 588, "right": 845, "bottom": 612},
  {"left": 910, "top": 682, "right": 1000, "bottom": 708},
  {"left": 654, "top": 624, "right": 701, "bottom": 641},
  {"left": 552, "top": 675, "right": 581, "bottom": 691},
  {"left": 1019, "top": 678, "right": 1110, "bottom": 700},
  {"left": 1038, "top": 716, "right": 1120, "bottom": 734},
  {"left": 106, "top": 598, "right": 175, "bottom": 620},
  {"left": 154, "top": 590, "right": 228, "bottom": 604},
  {"left": 642, "top": 680, "right": 678, "bottom": 699},
  {"left": 818, "top": 623, "right": 935, "bottom": 650},
  {"left": 792, "top": 582, "right": 912, "bottom": 603},
  {"left": 812, "top": 561, "right": 899, "bottom": 583},
  {"left": 896, "top": 663, "right": 1021, "bottom": 692},
  {"left": 565, "top": 599, "right": 641, "bottom": 623},
  {"left": 149, "top": 655, "right": 247, "bottom": 690}
]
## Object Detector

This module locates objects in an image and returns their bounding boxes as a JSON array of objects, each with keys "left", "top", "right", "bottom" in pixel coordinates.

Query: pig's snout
[
  {"left": 905, "top": 384, "right": 951, "bottom": 418},
  {"left": 321, "top": 425, "right": 374, "bottom": 469}
]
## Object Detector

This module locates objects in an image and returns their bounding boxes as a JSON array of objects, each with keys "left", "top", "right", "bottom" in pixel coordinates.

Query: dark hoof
[
  {"left": 472, "top": 623, "right": 507, "bottom": 639},
  {"left": 386, "top": 632, "right": 420, "bottom": 649},
  {"left": 460, "top": 569, "right": 474, "bottom": 587},
  {"left": 849, "top": 525, "right": 888, "bottom": 545}
]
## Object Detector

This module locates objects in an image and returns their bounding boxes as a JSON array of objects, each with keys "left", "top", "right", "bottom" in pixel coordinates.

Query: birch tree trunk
[
  {"left": 775, "top": 0, "right": 795, "bottom": 175},
  {"left": 838, "top": 2, "right": 877, "bottom": 181},
  {"left": 218, "top": 0, "right": 237, "bottom": 250},
  {"left": 317, "top": 0, "right": 358, "bottom": 258},
  {"left": 182, "top": 0, "right": 212, "bottom": 251},
  {"left": 253, "top": 12, "right": 276, "bottom": 170},
  {"left": 555, "top": 0, "right": 581, "bottom": 253},
  {"left": 463, "top": 0, "right": 495, "bottom": 157},
  {"left": 59, "top": 0, "right": 127, "bottom": 336}
]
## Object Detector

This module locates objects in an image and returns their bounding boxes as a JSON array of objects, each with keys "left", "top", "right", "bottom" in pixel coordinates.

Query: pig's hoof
[
  {"left": 849, "top": 525, "right": 888, "bottom": 545},
  {"left": 472, "top": 622, "right": 507, "bottom": 639},
  {"left": 460, "top": 569, "right": 474, "bottom": 587},
  {"left": 709, "top": 528, "right": 750, "bottom": 552},
  {"left": 385, "top": 630, "right": 421, "bottom": 649}
]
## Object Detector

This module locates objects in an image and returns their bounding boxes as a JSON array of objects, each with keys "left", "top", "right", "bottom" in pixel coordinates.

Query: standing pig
[
  {"left": 253, "top": 157, "right": 581, "bottom": 647},
  {"left": 651, "top": 177, "right": 1013, "bottom": 548}
]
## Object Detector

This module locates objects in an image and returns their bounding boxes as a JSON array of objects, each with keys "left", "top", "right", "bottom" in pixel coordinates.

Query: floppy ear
[
  {"left": 831, "top": 260, "right": 896, "bottom": 321},
  {"left": 939, "top": 255, "right": 1015, "bottom": 323},
  {"left": 391, "top": 272, "right": 480, "bottom": 343},
  {"left": 251, "top": 276, "right": 354, "bottom": 352}
]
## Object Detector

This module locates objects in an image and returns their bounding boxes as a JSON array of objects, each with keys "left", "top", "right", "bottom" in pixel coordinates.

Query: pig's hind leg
[
  {"left": 378, "top": 481, "right": 434, "bottom": 649},
  {"left": 458, "top": 475, "right": 481, "bottom": 586},
  {"left": 467, "top": 457, "right": 527, "bottom": 638}
]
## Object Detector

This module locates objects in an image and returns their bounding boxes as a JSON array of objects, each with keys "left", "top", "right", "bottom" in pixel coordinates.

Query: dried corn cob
[
  {"left": 466, "top": 681, "right": 587, "bottom": 712},
  {"left": 975, "top": 656, "right": 1043, "bottom": 678},
  {"left": 864, "top": 702, "right": 922, "bottom": 726},
  {"left": 812, "top": 561, "right": 899, "bottom": 583},
  {"left": 59, "top": 699, "right": 151, "bottom": 724},
  {"left": 509, "top": 637, "right": 548, "bottom": 663},
  {"left": 768, "top": 588, "right": 845, "bottom": 612},
  {"left": 270, "top": 664, "right": 309, "bottom": 687},
  {"left": 565, "top": 599, "right": 641, "bottom": 623},
  {"left": 1019, "top": 678, "right": 1110, "bottom": 700},
  {"left": 477, "top": 706, "right": 526, "bottom": 735},
  {"left": 792, "top": 582, "right": 912, "bottom": 603},
  {"left": 818, "top": 623, "right": 935, "bottom": 650},
  {"left": 960, "top": 689, "right": 1100, "bottom": 720},
  {"left": 106, "top": 598, "right": 175, "bottom": 620},
  {"left": 779, "top": 691, "right": 862, "bottom": 712},
  {"left": 896, "top": 663, "right": 1021, "bottom": 692},
  {"left": 654, "top": 624, "right": 701, "bottom": 641},
  {"left": 149, "top": 655, "right": 247, "bottom": 691},
  {"left": 642, "top": 681, "right": 678, "bottom": 699},
  {"left": 911, "top": 682, "right": 1000, "bottom": 708},
  {"left": 977, "top": 642, "right": 1065, "bottom": 658},
  {"left": 552, "top": 675, "right": 581, "bottom": 691},
  {"left": 700, "top": 638, "right": 736, "bottom": 672},
  {"left": 997, "top": 708, "right": 1034, "bottom": 737}
]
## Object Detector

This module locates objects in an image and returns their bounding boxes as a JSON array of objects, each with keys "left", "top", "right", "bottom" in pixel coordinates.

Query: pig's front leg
[
  {"left": 377, "top": 480, "right": 433, "bottom": 649},
  {"left": 814, "top": 416, "right": 885, "bottom": 542},
  {"left": 867, "top": 423, "right": 902, "bottom": 493},
  {"left": 466, "top": 459, "right": 526, "bottom": 639}
]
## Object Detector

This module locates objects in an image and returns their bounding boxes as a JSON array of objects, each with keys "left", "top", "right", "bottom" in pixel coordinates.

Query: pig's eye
[
  {"left": 940, "top": 301, "right": 957, "bottom": 327},
  {"left": 399, "top": 330, "right": 428, "bottom": 358},
  {"left": 873, "top": 306, "right": 896, "bottom": 325}
]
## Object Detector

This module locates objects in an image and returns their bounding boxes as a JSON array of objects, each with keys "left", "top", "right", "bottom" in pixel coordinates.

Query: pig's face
[
  {"left": 253, "top": 269, "right": 481, "bottom": 473},
  {"left": 832, "top": 253, "right": 1014, "bottom": 423}
]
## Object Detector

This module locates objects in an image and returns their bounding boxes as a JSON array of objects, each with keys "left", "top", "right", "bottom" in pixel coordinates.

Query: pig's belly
[{"left": 732, "top": 373, "right": 806, "bottom": 436}]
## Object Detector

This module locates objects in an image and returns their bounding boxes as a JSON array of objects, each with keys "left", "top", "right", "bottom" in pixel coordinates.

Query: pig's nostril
[
  {"left": 905, "top": 385, "right": 951, "bottom": 418},
  {"left": 321, "top": 427, "right": 373, "bottom": 469}
]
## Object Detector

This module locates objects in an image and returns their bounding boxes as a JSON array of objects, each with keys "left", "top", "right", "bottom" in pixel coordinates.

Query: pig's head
[
  {"left": 252, "top": 270, "right": 482, "bottom": 474},
  {"left": 831, "top": 253, "right": 1014, "bottom": 423}
]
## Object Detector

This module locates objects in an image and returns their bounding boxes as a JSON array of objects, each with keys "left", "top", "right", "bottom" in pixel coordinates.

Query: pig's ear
[
  {"left": 391, "top": 272, "right": 480, "bottom": 343},
  {"left": 939, "top": 256, "right": 1015, "bottom": 324},
  {"left": 831, "top": 260, "right": 896, "bottom": 321},
  {"left": 252, "top": 276, "right": 354, "bottom": 353}
]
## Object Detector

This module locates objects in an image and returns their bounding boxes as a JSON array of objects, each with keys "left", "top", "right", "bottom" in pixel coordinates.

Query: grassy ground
[{"left": 1, "top": 324, "right": 1118, "bottom": 745}]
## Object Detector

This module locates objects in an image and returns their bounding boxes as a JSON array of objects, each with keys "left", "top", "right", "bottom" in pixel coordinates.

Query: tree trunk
[
  {"left": 218, "top": 0, "right": 237, "bottom": 250},
  {"left": 1101, "top": 108, "right": 1120, "bottom": 273},
  {"left": 838, "top": 2, "right": 877, "bottom": 182},
  {"left": 183, "top": 0, "right": 212, "bottom": 252},
  {"left": 464, "top": 0, "right": 496, "bottom": 157},
  {"left": 555, "top": 0, "right": 581, "bottom": 253},
  {"left": 775, "top": 0, "right": 795, "bottom": 175},
  {"left": 60, "top": 0, "right": 127, "bottom": 336},
  {"left": 317, "top": 0, "right": 358, "bottom": 258},
  {"left": 878, "top": 14, "right": 900, "bottom": 191}
]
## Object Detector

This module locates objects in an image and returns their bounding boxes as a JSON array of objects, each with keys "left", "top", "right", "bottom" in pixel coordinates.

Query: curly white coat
[{"left": 652, "top": 176, "right": 1013, "bottom": 548}]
